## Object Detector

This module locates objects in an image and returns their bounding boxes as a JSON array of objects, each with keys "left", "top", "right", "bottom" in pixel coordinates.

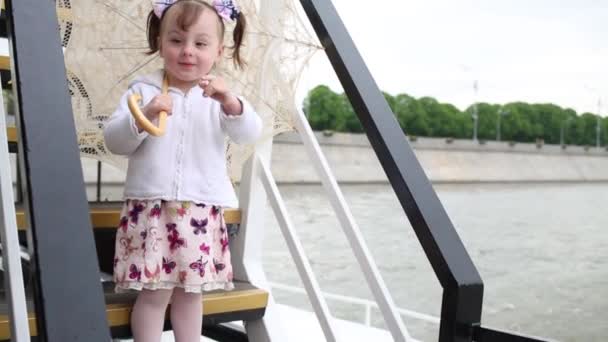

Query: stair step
[
  {"left": 0, "top": 281, "right": 268, "bottom": 340},
  {"left": 15, "top": 202, "right": 242, "bottom": 230},
  {"left": 4, "top": 127, "right": 15, "bottom": 143}
]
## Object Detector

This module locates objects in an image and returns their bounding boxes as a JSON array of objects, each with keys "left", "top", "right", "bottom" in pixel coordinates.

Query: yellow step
[
  {"left": 0, "top": 281, "right": 268, "bottom": 340},
  {"left": 15, "top": 203, "right": 242, "bottom": 230},
  {"left": 0, "top": 56, "right": 8, "bottom": 72},
  {"left": 5, "top": 127, "right": 16, "bottom": 143}
]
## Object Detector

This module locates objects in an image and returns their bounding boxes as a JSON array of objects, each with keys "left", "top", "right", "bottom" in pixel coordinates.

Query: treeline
[{"left": 303, "top": 85, "right": 607, "bottom": 146}]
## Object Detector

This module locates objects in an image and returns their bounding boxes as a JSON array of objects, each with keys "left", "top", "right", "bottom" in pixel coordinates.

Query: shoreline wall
[
  {"left": 73, "top": 132, "right": 608, "bottom": 185},
  {"left": 267, "top": 132, "right": 608, "bottom": 184}
]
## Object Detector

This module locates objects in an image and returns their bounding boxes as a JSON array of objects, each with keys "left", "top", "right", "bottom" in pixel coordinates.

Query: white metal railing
[
  {"left": 0, "top": 73, "right": 31, "bottom": 341},
  {"left": 269, "top": 281, "right": 440, "bottom": 327},
  {"left": 256, "top": 155, "right": 338, "bottom": 341},
  {"left": 244, "top": 107, "right": 422, "bottom": 341},
  {"left": 291, "top": 108, "right": 415, "bottom": 341}
]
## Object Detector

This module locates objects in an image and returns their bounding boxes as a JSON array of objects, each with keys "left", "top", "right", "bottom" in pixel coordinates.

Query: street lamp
[
  {"left": 472, "top": 80, "right": 479, "bottom": 141},
  {"left": 461, "top": 65, "right": 479, "bottom": 141},
  {"left": 584, "top": 85, "right": 602, "bottom": 148},
  {"left": 595, "top": 99, "right": 602, "bottom": 148},
  {"left": 496, "top": 107, "right": 510, "bottom": 141},
  {"left": 560, "top": 117, "right": 573, "bottom": 146}
]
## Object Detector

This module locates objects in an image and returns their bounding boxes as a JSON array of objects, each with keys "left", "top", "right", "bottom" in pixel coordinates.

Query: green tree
[{"left": 303, "top": 85, "right": 347, "bottom": 131}]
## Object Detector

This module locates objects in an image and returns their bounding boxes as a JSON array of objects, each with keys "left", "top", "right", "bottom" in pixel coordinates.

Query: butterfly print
[
  {"left": 149, "top": 204, "right": 161, "bottom": 218},
  {"left": 162, "top": 257, "right": 176, "bottom": 274},
  {"left": 140, "top": 230, "right": 147, "bottom": 250},
  {"left": 210, "top": 205, "right": 220, "bottom": 220},
  {"left": 168, "top": 230, "right": 186, "bottom": 252},
  {"left": 179, "top": 271, "right": 188, "bottom": 284},
  {"left": 220, "top": 237, "right": 229, "bottom": 253},
  {"left": 190, "top": 218, "right": 208, "bottom": 235},
  {"left": 189, "top": 257, "right": 208, "bottom": 277},
  {"left": 213, "top": 258, "right": 226, "bottom": 273},
  {"left": 119, "top": 236, "right": 138, "bottom": 260},
  {"left": 119, "top": 216, "right": 129, "bottom": 233},
  {"left": 148, "top": 227, "right": 162, "bottom": 252},
  {"left": 128, "top": 202, "right": 146, "bottom": 224},
  {"left": 166, "top": 223, "right": 177, "bottom": 234},
  {"left": 144, "top": 264, "right": 161, "bottom": 281},
  {"left": 199, "top": 243, "right": 210, "bottom": 255},
  {"left": 129, "top": 264, "right": 141, "bottom": 281}
]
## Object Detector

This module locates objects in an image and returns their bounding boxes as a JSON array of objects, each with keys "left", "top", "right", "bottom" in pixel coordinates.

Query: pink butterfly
[
  {"left": 149, "top": 204, "right": 161, "bottom": 218},
  {"left": 189, "top": 257, "right": 208, "bottom": 277},
  {"left": 144, "top": 264, "right": 160, "bottom": 280},
  {"left": 162, "top": 257, "right": 176, "bottom": 274},
  {"left": 168, "top": 230, "right": 186, "bottom": 251},
  {"left": 190, "top": 218, "right": 208, "bottom": 235},
  {"left": 220, "top": 237, "right": 229, "bottom": 253},
  {"left": 199, "top": 243, "right": 210, "bottom": 255},
  {"left": 129, "top": 264, "right": 141, "bottom": 281}
]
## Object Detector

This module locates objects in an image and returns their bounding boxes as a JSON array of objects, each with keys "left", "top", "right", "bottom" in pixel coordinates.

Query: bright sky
[
  {"left": 296, "top": 0, "right": 608, "bottom": 115},
  {"left": 1, "top": 1, "right": 606, "bottom": 116}
]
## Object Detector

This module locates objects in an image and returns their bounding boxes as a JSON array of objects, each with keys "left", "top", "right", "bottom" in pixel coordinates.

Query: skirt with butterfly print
[{"left": 113, "top": 199, "right": 234, "bottom": 293}]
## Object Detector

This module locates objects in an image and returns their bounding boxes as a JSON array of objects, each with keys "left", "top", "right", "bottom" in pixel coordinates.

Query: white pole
[{"left": 0, "top": 77, "right": 31, "bottom": 341}]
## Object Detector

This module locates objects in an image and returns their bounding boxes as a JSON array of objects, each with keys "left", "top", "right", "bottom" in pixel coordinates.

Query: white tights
[{"left": 131, "top": 288, "right": 203, "bottom": 342}]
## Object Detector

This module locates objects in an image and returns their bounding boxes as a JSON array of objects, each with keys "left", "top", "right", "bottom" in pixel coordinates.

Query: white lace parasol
[{"left": 57, "top": 0, "right": 321, "bottom": 177}]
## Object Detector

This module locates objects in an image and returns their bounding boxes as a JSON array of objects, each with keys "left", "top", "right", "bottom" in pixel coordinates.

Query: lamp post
[
  {"left": 496, "top": 107, "right": 509, "bottom": 141},
  {"left": 560, "top": 117, "right": 572, "bottom": 146},
  {"left": 584, "top": 85, "right": 602, "bottom": 148},
  {"left": 461, "top": 65, "right": 479, "bottom": 141},
  {"left": 472, "top": 80, "right": 479, "bottom": 141},
  {"left": 595, "top": 99, "right": 602, "bottom": 148}
]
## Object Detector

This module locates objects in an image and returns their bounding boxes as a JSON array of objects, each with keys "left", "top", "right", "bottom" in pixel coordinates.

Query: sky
[
  {"left": 1, "top": 0, "right": 606, "bottom": 115},
  {"left": 296, "top": 0, "right": 608, "bottom": 115}
]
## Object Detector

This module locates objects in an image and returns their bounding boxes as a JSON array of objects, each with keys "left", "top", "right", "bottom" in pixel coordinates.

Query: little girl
[{"left": 103, "top": 0, "right": 261, "bottom": 341}]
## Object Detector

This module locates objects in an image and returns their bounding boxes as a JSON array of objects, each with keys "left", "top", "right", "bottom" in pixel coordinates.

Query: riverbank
[
  {"left": 70, "top": 131, "right": 608, "bottom": 186},
  {"left": 268, "top": 132, "right": 608, "bottom": 184}
]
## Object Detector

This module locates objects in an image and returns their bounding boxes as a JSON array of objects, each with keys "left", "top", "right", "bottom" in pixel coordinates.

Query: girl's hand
[
  {"left": 200, "top": 75, "right": 243, "bottom": 115},
  {"left": 138, "top": 94, "right": 172, "bottom": 132}
]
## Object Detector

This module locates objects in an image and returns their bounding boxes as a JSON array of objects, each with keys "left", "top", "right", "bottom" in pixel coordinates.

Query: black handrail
[
  {"left": 5, "top": 0, "right": 110, "bottom": 340},
  {"left": 298, "top": 1, "right": 547, "bottom": 341}
]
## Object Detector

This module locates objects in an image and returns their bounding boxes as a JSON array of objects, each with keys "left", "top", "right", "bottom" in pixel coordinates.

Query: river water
[{"left": 259, "top": 183, "right": 608, "bottom": 342}]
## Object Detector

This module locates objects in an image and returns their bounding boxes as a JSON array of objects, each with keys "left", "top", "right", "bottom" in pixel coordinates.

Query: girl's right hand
[
  {"left": 143, "top": 94, "right": 172, "bottom": 120},
  {"left": 137, "top": 94, "right": 172, "bottom": 132}
]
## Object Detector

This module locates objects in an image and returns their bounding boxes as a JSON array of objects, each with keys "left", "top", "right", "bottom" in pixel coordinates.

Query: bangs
[{"left": 174, "top": 2, "right": 205, "bottom": 31}]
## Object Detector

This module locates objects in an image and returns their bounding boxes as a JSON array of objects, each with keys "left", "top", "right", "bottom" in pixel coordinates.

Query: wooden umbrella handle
[{"left": 127, "top": 74, "right": 170, "bottom": 137}]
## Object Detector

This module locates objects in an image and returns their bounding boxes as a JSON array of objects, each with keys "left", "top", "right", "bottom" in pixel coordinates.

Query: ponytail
[
  {"left": 146, "top": 10, "right": 162, "bottom": 55},
  {"left": 230, "top": 13, "right": 247, "bottom": 69}
]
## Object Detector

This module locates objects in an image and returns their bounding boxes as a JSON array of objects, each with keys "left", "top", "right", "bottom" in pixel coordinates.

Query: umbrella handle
[{"left": 127, "top": 74, "right": 170, "bottom": 137}]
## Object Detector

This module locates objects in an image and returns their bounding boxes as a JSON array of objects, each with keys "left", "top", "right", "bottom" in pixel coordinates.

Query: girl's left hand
[
  {"left": 199, "top": 74, "right": 242, "bottom": 115},
  {"left": 199, "top": 74, "right": 227, "bottom": 102}
]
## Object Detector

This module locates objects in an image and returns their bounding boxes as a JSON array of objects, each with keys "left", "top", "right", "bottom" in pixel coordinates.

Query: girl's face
[{"left": 159, "top": 7, "right": 223, "bottom": 92}]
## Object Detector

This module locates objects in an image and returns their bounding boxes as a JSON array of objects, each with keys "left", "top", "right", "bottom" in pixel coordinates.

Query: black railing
[
  {"left": 298, "top": 1, "right": 547, "bottom": 341},
  {"left": 5, "top": 0, "right": 110, "bottom": 341}
]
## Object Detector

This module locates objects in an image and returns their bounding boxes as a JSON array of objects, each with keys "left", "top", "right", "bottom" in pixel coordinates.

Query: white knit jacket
[{"left": 103, "top": 69, "right": 262, "bottom": 208}]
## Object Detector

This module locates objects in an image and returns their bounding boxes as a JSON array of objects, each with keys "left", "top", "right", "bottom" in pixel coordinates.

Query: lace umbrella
[{"left": 57, "top": 0, "right": 321, "bottom": 176}]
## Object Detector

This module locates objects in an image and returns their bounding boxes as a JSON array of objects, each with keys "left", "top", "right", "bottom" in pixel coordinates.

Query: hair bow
[
  {"left": 153, "top": 0, "right": 240, "bottom": 21},
  {"left": 212, "top": 0, "right": 240, "bottom": 21},
  {"left": 153, "top": 0, "right": 176, "bottom": 19}
]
